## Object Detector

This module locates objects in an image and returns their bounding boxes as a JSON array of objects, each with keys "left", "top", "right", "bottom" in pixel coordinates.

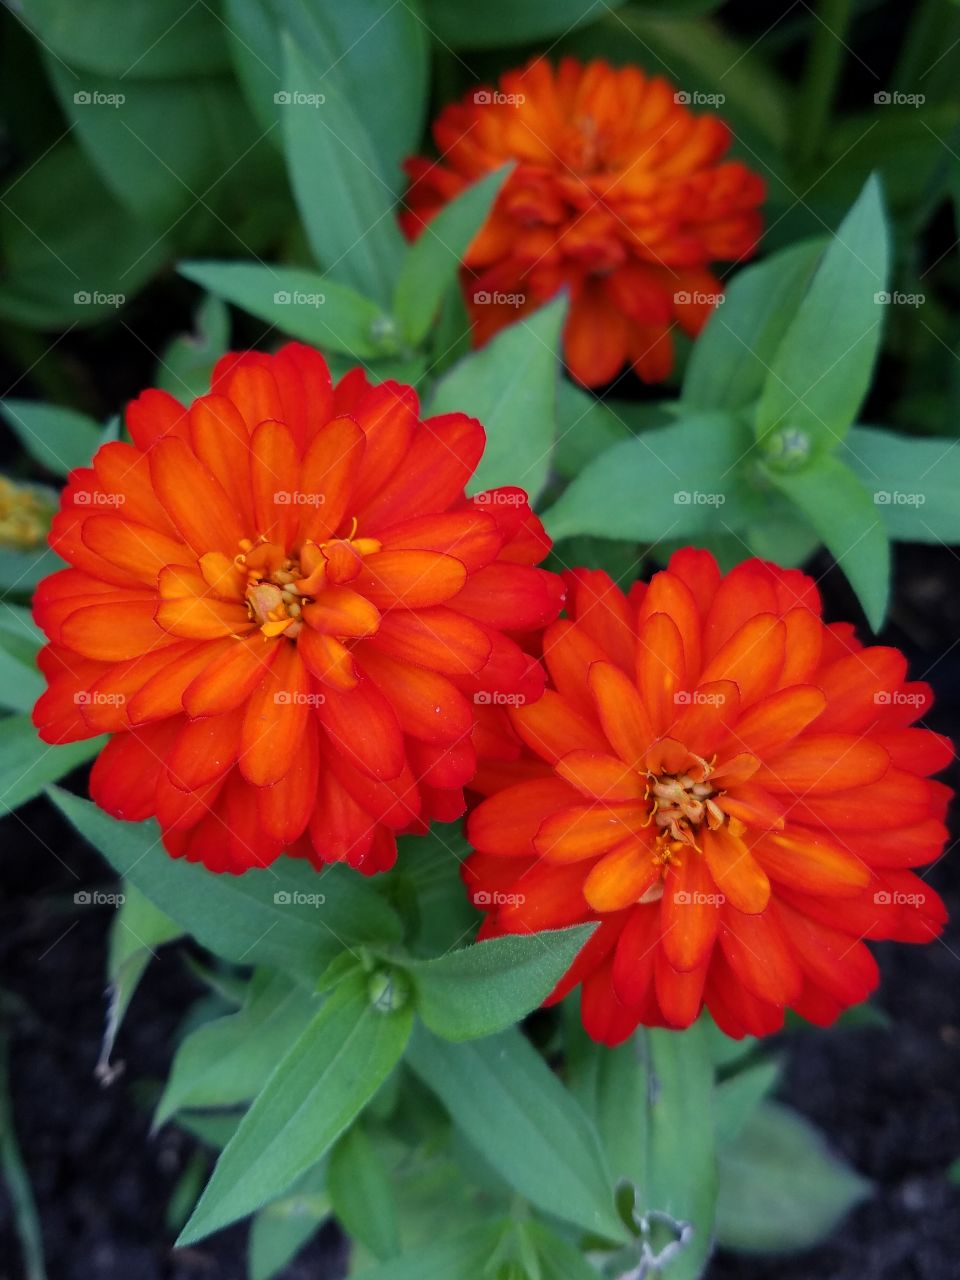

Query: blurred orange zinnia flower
[
  {"left": 465, "top": 550, "right": 953, "bottom": 1043},
  {"left": 402, "top": 57, "right": 765, "bottom": 387},
  {"left": 33, "top": 343, "right": 563, "bottom": 875}
]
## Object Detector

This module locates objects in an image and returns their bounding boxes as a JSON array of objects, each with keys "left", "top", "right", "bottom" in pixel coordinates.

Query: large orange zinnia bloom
[
  {"left": 33, "top": 343, "right": 563, "bottom": 874},
  {"left": 402, "top": 57, "right": 764, "bottom": 387},
  {"left": 465, "top": 550, "right": 953, "bottom": 1043}
]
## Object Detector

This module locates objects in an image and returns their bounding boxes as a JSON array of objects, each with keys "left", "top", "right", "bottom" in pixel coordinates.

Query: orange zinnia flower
[
  {"left": 33, "top": 344, "right": 563, "bottom": 875},
  {"left": 402, "top": 57, "right": 764, "bottom": 387},
  {"left": 465, "top": 550, "right": 953, "bottom": 1043}
]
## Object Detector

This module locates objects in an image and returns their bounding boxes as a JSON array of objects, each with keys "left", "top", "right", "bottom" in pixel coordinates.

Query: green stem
[{"left": 793, "top": 0, "right": 855, "bottom": 168}]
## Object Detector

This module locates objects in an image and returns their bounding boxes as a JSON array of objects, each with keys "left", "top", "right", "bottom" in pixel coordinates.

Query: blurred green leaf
[
  {"left": 716, "top": 1102, "right": 870, "bottom": 1253},
  {"left": 683, "top": 240, "right": 824, "bottom": 413},
  {"left": 0, "top": 629, "right": 43, "bottom": 714},
  {"left": 49, "top": 790, "right": 401, "bottom": 977},
  {"left": 395, "top": 166, "right": 512, "bottom": 347},
  {"left": 714, "top": 1057, "right": 782, "bottom": 1148},
  {"left": 155, "top": 972, "right": 319, "bottom": 1126},
  {"left": 0, "top": 400, "right": 102, "bottom": 476},
  {"left": 841, "top": 426, "right": 960, "bottom": 543},
  {"left": 406, "top": 925, "right": 594, "bottom": 1042},
  {"left": 756, "top": 175, "right": 890, "bottom": 448},
  {"left": 0, "top": 548, "right": 62, "bottom": 599},
  {"left": 352, "top": 1225, "right": 502, "bottom": 1279},
  {"left": 565, "top": 1018, "right": 649, "bottom": 1195},
  {"left": 329, "top": 1123, "right": 400, "bottom": 1260},
  {"left": 0, "top": 141, "right": 169, "bottom": 329},
  {"left": 408, "top": 1025, "right": 623, "bottom": 1241},
  {"left": 248, "top": 1164, "right": 330, "bottom": 1280},
  {"left": 0, "top": 720, "right": 102, "bottom": 815},
  {"left": 157, "top": 295, "right": 230, "bottom": 402},
  {"left": 280, "top": 33, "right": 405, "bottom": 307},
  {"left": 428, "top": 296, "right": 566, "bottom": 504},
  {"left": 179, "top": 261, "right": 398, "bottom": 359},
  {"left": 179, "top": 975, "right": 412, "bottom": 1244},
  {"left": 553, "top": 379, "right": 634, "bottom": 481},
  {"left": 421, "top": 0, "right": 628, "bottom": 47},
  {"left": 764, "top": 454, "right": 890, "bottom": 630},
  {"left": 24, "top": 0, "right": 228, "bottom": 77},
  {"left": 544, "top": 413, "right": 756, "bottom": 543}
]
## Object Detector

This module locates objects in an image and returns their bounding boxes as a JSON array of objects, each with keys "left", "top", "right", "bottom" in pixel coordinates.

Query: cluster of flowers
[
  {"left": 33, "top": 342, "right": 952, "bottom": 1046},
  {"left": 31, "top": 59, "right": 951, "bottom": 1046}
]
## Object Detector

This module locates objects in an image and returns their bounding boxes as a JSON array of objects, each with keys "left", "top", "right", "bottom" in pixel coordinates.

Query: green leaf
[
  {"left": 24, "top": 0, "right": 228, "bottom": 77},
  {"left": 0, "top": 720, "right": 102, "bottom": 815},
  {"left": 155, "top": 972, "right": 319, "bottom": 1126},
  {"left": 179, "top": 261, "right": 397, "bottom": 359},
  {"left": 407, "top": 1025, "right": 623, "bottom": 1241},
  {"left": 841, "top": 426, "right": 960, "bottom": 543},
  {"left": 764, "top": 454, "right": 891, "bottom": 630},
  {"left": 157, "top": 295, "right": 230, "bottom": 402},
  {"left": 428, "top": 296, "right": 566, "bottom": 504},
  {"left": 179, "top": 975, "right": 412, "bottom": 1244},
  {"left": 565, "top": 1016, "right": 649, "bottom": 1194},
  {"left": 280, "top": 34, "right": 405, "bottom": 308},
  {"left": 0, "top": 548, "right": 62, "bottom": 599},
  {"left": 528, "top": 1223, "right": 599, "bottom": 1280},
  {"left": 553, "top": 379, "right": 634, "bottom": 481},
  {"left": 682, "top": 240, "right": 824, "bottom": 412},
  {"left": 99, "top": 884, "right": 181, "bottom": 1082},
  {"left": 716, "top": 1102, "right": 871, "bottom": 1253},
  {"left": 394, "top": 166, "right": 512, "bottom": 346},
  {"left": 0, "top": 629, "right": 43, "bottom": 714},
  {"left": 406, "top": 925, "right": 594, "bottom": 1042},
  {"left": 0, "top": 400, "right": 102, "bottom": 476},
  {"left": 328, "top": 1124, "right": 400, "bottom": 1260},
  {"left": 714, "top": 1057, "right": 782, "bottom": 1148},
  {"left": 248, "top": 1164, "right": 330, "bottom": 1280},
  {"left": 49, "top": 790, "right": 401, "bottom": 978},
  {"left": 352, "top": 1225, "right": 502, "bottom": 1279},
  {"left": 0, "top": 141, "right": 169, "bottom": 330},
  {"left": 756, "top": 176, "right": 890, "bottom": 447},
  {"left": 544, "top": 413, "right": 756, "bottom": 543},
  {"left": 421, "top": 0, "right": 628, "bottom": 47},
  {"left": 645, "top": 1022, "right": 717, "bottom": 1280}
]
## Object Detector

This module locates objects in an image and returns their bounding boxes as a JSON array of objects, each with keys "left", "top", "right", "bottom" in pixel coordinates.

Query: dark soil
[{"left": 1, "top": 545, "right": 959, "bottom": 1280}]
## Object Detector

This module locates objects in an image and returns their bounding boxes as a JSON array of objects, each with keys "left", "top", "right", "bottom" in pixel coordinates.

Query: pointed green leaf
[
  {"left": 394, "top": 166, "right": 512, "bottom": 346},
  {"left": 49, "top": 790, "right": 401, "bottom": 977},
  {"left": 427, "top": 296, "right": 566, "bottom": 504},
  {"left": 756, "top": 176, "right": 890, "bottom": 446},
  {"left": 280, "top": 34, "right": 405, "bottom": 307},
  {"left": 408, "top": 1025, "right": 623, "bottom": 1241},
  {"left": 328, "top": 1124, "right": 399, "bottom": 1260},
  {"left": 841, "top": 425, "right": 960, "bottom": 543},
  {"left": 716, "top": 1102, "right": 871, "bottom": 1253},
  {"left": 0, "top": 720, "right": 102, "bottom": 815},
  {"left": 0, "top": 400, "right": 103, "bottom": 477},
  {"left": 764, "top": 454, "right": 891, "bottom": 629},
  {"left": 352, "top": 1225, "right": 503, "bottom": 1279},
  {"left": 179, "top": 976, "right": 412, "bottom": 1244},
  {"left": 406, "top": 925, "right": 594, "bottom": 1042}
]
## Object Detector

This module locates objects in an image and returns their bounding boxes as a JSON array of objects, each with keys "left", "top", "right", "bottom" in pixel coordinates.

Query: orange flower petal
[
  {"left": 467, "top": 777, "right": 581, "bottom": 856},
  {"left": 583, "top": 836, "right": 660, "bottom": 911},
  {"left": 752, "top": 828, "right": 870, "bottom": 896},
  {"left": 535, "top": 802, "right": 648, "bottom": 862},
  {"left": 354, "top": 550, "right": 467, "bottom": 609},
  {"left": 588, "top": 660, "right": 656, "bottom": 767},
  {"left": 239, "top": 642, "right": 311, "bottom": 786},
  {"left": 554, "top": 749, "right": 646, "bottom": 802},
  {"left": 660, "top": 854, "right": 721, "bottom": 972},
  {"left": 149, "top": 436, "right": 246, "bottom": 556},
  {"left": 754, "top": 733, "right": 889, "bottom": 794},
  {"left": 369, "top": 607, "right": 491, "bottom": 676},
  {"left": 703, "top": 826, "right": 770, "bottom": 914}
]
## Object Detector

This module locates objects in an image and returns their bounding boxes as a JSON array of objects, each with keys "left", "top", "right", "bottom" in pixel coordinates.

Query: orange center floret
[
  {"left": 237, "top": 518, "right": 382, "bottom": 641},
  {"left": 648, "top": 757, "right": 725, "bottom": 848}
]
